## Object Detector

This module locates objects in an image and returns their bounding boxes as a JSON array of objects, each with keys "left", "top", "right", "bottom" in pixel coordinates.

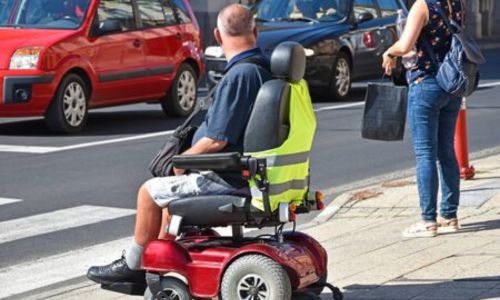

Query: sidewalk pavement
[
  {"left": 313, "top": 153, "right": 500, "bottom": 300},
  {"left": 40, "top": 153, "right": 500, "bottom": 300}
]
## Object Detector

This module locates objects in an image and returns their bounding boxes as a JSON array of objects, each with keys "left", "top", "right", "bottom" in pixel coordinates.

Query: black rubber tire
[
  {"left": 144, "top": 277, "right": 191, "bottom": 300},
  {"left": 221, "top": 254, "right": 292, "bottom": 300},
  {"left": 45, "top": 73, "right": 89, "bottom": 133},
  {"left": 162, "top": 63, "right": 198, "bottom": 118},
  {"left": 328, "top": 52, "right": 352, "bottom": 101}
]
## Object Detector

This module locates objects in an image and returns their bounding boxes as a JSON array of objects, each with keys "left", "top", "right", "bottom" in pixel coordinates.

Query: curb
[{"left": 312, "top": 145, "right": 500, "bottom": 225}]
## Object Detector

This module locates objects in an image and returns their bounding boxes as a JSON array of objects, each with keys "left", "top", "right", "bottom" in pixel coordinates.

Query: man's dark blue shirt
[{"left": 192, "top": 47, "right": 272, "bottom": 188}]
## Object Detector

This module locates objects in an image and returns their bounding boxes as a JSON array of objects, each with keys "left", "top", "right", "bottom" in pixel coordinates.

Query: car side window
[
  {"left": 171, "top": 0, "right": 191, "bottom": 23},
  {"left": 376, "top": 0, "right": 400, "bottom": 17},
  {"left": 159, "top": 0, "right": 177, "bottom": 25},
  {"left": 353, "top": 0, "right": 379, "bottom": 20},
  {"left": 136, "top": 0, "right": 166, "bottom": 28},
  {"left": 97, "top": 0, "right": 135, "bottom": 31}
]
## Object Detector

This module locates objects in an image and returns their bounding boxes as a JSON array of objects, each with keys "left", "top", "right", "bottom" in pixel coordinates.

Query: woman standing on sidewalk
[{"left": 382, "top": 0, "right": 463, "bottom": 237}]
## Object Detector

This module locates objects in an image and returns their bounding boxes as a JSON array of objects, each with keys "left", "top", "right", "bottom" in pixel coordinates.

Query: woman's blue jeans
[{"left": 408, "top": 77, "right": 461, "bottom": 222}]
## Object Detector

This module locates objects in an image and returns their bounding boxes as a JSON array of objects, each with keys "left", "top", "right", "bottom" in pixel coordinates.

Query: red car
[{"left": 0, "top": 0, "right": 203, "bottom": 133}]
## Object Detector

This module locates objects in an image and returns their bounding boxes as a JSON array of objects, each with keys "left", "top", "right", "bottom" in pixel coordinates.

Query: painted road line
[
  {"left": 0, "top": 237, "right": 131, "bottom": 299},
  {"left": 0, "top": 130, "right": 174, "bottom": 154},
  {"left": 478, "top": 81, "right": 500, "bottom": 88},
  {"left": 0, "top": 197, "right": 22, "bottom": 206},
  {"left": 0, "top": 145, "right": 59, "bottom": 154},
  {"left": 314, "top": 101, "right": 365, "bottom": 112},
  {"left": 53, "top": 130, "right": 174, "bottom": 153},
  {"left": 0, "top": 205, "right": 135, "bottom": 244}
]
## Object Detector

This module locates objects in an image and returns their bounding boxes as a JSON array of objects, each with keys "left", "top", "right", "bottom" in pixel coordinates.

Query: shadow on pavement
[
  {"left": 325, "top": 276, "right": 500, "bottom": 300},
  {"left": 0, "top": 110, "right": 206, "bottom": 137}
]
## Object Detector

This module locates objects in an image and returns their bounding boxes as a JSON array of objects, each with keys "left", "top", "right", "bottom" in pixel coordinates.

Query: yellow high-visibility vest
[{"left": 245, "top": 79, "right": 316, "bottom": 212}]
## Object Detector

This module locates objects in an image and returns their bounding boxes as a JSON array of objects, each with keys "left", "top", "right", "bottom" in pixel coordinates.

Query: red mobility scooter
[{"left": 102, "top": 42, "right": 343, "bottom": 300}]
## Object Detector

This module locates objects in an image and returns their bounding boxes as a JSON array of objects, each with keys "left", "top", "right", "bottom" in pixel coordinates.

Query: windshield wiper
[
  {"left": 272, "top": 17, "right": 318, "bottom": 23},
  {"left": 255, "top": 17, "right": 271, "bottom": 23}
]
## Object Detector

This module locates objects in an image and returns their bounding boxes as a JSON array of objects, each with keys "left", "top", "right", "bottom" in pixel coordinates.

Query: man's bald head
[{"left": 217, "top": 4, "right": 255, "bottom": 37}]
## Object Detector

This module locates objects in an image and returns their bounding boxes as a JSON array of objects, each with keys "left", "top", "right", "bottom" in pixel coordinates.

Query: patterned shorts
[{"left": 144, "top": 171, "right": 237, "bottom": 208}]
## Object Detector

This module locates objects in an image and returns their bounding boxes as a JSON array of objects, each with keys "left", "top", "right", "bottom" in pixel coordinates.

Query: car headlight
[
  {"left": 204, "top": 46, "right": 225, "bottom": 58},
  {"left": 10, "top": 47, "right": 43, "bottom": 70},
  {"left": 304, "top": 48, "right": 315, "bottom": 57}
]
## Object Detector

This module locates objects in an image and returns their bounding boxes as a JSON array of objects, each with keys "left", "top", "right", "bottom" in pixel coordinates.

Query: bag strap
[
  {"left": 433, "top": 1, "right": 463, "bottom": 33},
  {"left": 177, "top": 54, "right": 270, "bottom": 130}
]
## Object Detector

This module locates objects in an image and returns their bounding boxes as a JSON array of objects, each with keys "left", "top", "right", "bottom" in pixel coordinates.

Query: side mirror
[
  {"left": 97, "top": 19, "right": 122, "bottom": 35},
  {"left": 357, "top": 12, "right": 374, "bottom": 23}
]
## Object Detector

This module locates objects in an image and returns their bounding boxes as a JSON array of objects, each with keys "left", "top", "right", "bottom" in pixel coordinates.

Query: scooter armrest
[{"left": 172, "top": 152, "right": 242, "bottom": 170}]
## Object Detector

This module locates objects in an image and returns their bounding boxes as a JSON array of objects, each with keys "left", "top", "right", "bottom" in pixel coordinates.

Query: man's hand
[
  {"left": 173, "top": 167, "right": 185, "bottom": 176},
  {"left": 382, "top": 51, "right": 396, "bottom": 76}
]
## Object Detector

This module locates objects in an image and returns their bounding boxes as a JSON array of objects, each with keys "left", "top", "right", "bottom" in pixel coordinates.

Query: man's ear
[{"left": 214, "top": 28, "right": 223, "bottom": 46}]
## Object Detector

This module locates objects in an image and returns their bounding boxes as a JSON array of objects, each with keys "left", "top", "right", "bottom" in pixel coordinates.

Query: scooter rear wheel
[
  {"left": 221, "top": 254, "right": 292, "bottom": 300},
  {"left": 144, "top": 277, "right": 191, "bottom": 300}
]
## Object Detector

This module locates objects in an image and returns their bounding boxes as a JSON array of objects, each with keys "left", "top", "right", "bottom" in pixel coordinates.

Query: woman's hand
[{"left": 382, "top": 51, "right": 397, "bottom": 76}]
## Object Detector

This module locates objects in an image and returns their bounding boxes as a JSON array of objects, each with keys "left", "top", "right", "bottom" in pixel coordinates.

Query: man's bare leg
[{"left": 124, "top": 184, "right": 163, "bottom": 270}]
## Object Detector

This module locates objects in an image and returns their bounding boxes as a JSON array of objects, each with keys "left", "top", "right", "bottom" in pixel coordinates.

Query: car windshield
[
  {"left": 254, "top": 0, "right": 349, "bottom": 23},
  {"left": 0, "top": 0, "right": 90, "bottom": 29}
]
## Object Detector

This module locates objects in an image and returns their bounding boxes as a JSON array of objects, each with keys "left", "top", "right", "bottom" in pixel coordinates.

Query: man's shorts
[{"left": 144, "top": 171, "right": 238, "bottom": 208}]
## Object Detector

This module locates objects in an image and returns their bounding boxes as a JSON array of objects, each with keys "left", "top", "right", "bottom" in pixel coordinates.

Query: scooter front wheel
[
  {"left": 144, "top": 277, "right": 191, "bottom": 300},
  {"left": 221, "top": 254, "right": 292, "bottom": 300}
]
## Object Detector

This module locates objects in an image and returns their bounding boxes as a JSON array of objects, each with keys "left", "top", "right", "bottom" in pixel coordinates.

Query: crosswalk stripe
[
  {"left": 0, "top": 197, "right": 22, "bottom": 206},
  {"left": 0, "top": 205, "right": 135, "bottom": 244},
  {"left": 0, "top": 237, "right": 131, "bottom": 299}
]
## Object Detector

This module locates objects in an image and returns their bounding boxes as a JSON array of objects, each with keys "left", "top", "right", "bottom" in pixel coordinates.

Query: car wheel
[
  {"left": 221, "top": 254, "right": 292, "bottom": 300},
  {"left": 45, "top": 73, "right": 89, "bottom": 133},
  {"left": 162, "top": 63, "right": 197, "bottom": 118},
  {"left": 329, "top": 52, "right": 352, "bottom": 101},
  {"left": 144, "top": 277, "right": 191, "bottom": 300}
]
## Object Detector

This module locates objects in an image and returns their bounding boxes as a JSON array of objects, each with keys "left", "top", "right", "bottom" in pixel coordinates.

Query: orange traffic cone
[{"left": 454, "top": 98, "right": 475, "bottom": 180}]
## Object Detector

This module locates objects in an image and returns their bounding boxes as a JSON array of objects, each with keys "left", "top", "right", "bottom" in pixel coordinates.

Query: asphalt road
[{"left": 0, "top": 48, "right": 498, "bottom": 298}]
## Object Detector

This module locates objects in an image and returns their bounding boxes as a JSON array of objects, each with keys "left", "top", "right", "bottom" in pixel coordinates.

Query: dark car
[{"left": 204, "top": 0, "right": 407, "bottom": 101}]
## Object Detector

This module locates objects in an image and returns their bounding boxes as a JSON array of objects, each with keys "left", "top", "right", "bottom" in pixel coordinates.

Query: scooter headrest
[{"left": 270, "top": 41, "right": 306, "bottom": 83}]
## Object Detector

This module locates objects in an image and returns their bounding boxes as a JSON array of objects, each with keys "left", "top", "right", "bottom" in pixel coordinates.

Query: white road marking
[
  {"left": 0, "top": 205, "right": 135, "bottom": 244},
  {"left": 478, "top": 81, "right": 500, "bottom": 88},
  {"left": 0, "top": 130, "right": 174, "bottom": 154},
  {"left": 0, "top": 237, "right": 131, "bottom": 299},
  {"left": 0, "top": 197, "right": 22, "bottom": 206},
  {"left": 0, "top": 145, "right": 58, "bottom": 154},
  {"left": 314, "top": 102, "right": 365, "bottom": 112}
]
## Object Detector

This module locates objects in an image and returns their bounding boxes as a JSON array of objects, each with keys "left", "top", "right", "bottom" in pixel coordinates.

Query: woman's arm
[{"left": 382, "top": 0, "right": 429, "bottom": 75}]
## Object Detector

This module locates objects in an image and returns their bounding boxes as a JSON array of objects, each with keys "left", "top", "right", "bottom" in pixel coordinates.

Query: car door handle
[
  {"left": 175, "top": 33, "right": 182, "bottom": 40},
  {"left": 133, "top": 39, "right": 144, "bottom": 48}
]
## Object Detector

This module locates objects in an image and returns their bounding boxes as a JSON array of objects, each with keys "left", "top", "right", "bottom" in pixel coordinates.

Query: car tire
[
  {"left": 221, "top": 254, "right": 292, "bottom": 300},
  {"left": 45, "top": 73, "right": 89, "bottom": 133},
  {"left": 144, "top": 277, "right": 191, "bottom": 300},
  {"left": 162, "top": 63, "right": 198, "bottom": 118},
  {"left": 329, "top": 52, "right": 352, "bottom": 101}
]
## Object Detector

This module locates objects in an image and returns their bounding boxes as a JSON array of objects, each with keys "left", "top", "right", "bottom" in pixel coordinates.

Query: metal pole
[{"left": 454, "top": 97, "right": 475, "bottom": 180}]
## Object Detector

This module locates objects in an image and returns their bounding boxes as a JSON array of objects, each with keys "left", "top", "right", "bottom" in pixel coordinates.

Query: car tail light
[{"left": 363, "top": 32, "right": 377, "bottom": 48}]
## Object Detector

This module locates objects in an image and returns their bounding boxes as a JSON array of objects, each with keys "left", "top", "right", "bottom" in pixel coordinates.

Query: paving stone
[
  {"left": 404, "top": 255, "right": 496, "bottom": 281},
  {"left": 413, "top": 287, "right": 486, "bottom": 300}
]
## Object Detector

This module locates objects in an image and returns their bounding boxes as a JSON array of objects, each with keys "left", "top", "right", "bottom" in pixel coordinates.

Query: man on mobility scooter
[{"left": 87, "top": 5, "right": 343, "bottom": 300}]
